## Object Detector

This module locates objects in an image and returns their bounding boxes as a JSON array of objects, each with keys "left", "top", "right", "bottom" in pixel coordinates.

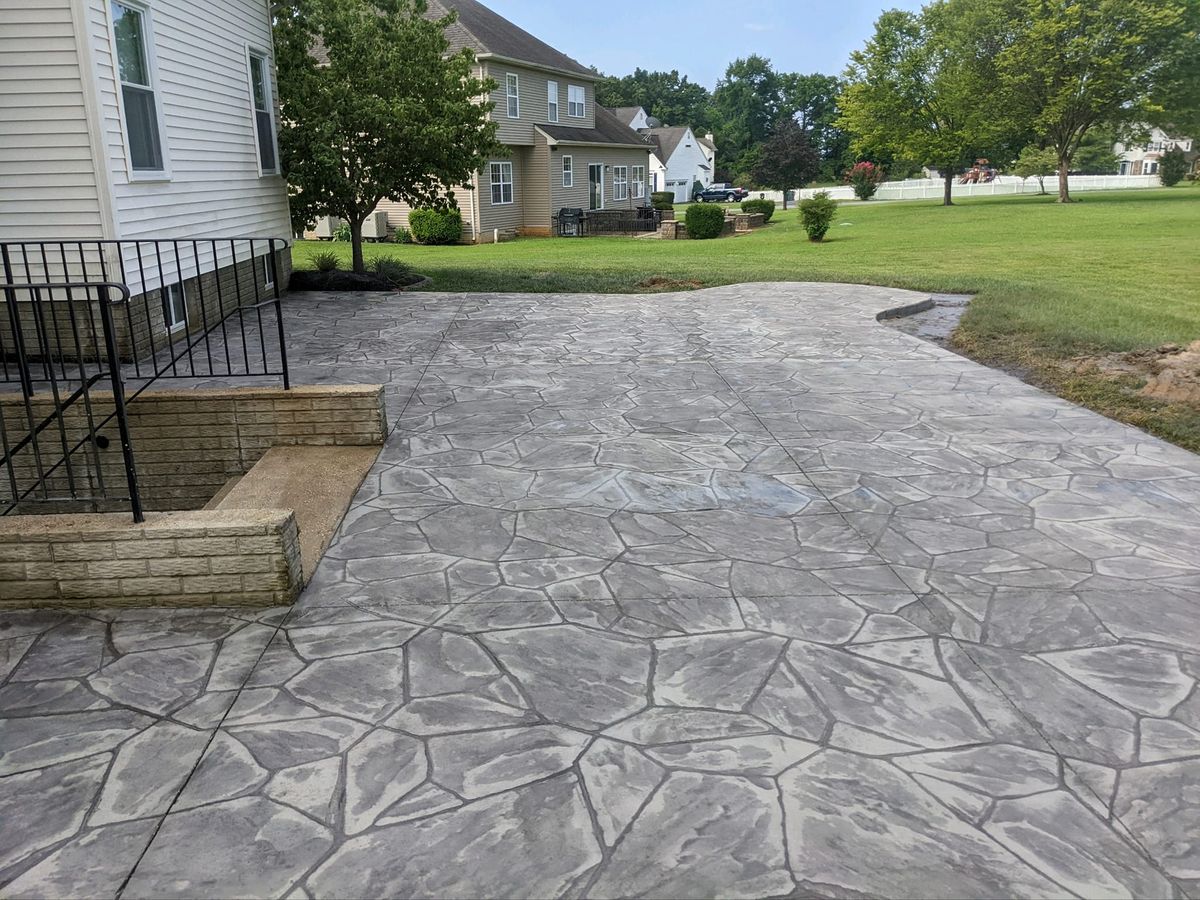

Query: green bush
[
  {"left": 312, "top": 251, "right": 340, "bottom": 272},
  {"left": 396, "top": 227, "right": 414, "bottom": 244},
  {"left": 331, "top": 222, "right": 352, "bottom": 242},
  {"left": 409, "top": 208, "right": 462, "bottom": 245},
  {"left": 650, "top": 191, "right": 675, "bottom": 211},
  {"left": 369, "top": 257, "right": 413, "bottom": 287},
  {"left": 740, "top": 198, "right": 776, "bottom": 222},
  {"left": 799, "top": 191, "right": 838, "bottom": 242},
  {"left": 1160, "top": 147, "right": 1188, "bottom": 187},
  {"left": 685, "top": 203, "right": 726, "bottom": 240}
]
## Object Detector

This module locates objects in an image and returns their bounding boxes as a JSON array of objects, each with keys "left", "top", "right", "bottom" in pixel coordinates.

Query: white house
[
  {"left": 0, "top": 0, "right": 292, "bottom": 320},
  {"left": 1114, "top": 126, "right": 1197, "bottom": 176},
  {"left": 612, "top": 106, "right": 717, "bottom": 201}
]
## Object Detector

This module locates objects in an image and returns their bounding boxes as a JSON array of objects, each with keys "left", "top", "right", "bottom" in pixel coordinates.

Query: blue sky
[{"left": 484, "top": 0, "right": 925, "bottom": 88}]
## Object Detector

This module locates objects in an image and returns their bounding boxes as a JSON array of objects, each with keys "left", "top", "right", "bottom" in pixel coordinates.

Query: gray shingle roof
[
  {"left": 642, "top": 126, "right": 692, "bottom": 163},
  {"left": 610, "top": 107, "right": 644, "bottom": 127},
  {"left": 539, "top": 106, "right": 654, "bottom": 149}
]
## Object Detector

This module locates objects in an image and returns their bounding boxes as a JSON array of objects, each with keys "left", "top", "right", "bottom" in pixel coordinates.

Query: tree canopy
[
  {"left": 752, "top": 118, "right": 821, "bottom": 208},
  {"left": 595, "top": 68, "right": 712, "bottom": 131},
  {"left": 273, "top": 0, "right": 501, "bottom": 271}
]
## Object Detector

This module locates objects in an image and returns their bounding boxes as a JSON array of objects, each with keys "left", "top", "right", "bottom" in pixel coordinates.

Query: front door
[{"left": 589, "top": 164, "right": 604, "bottom": 209}]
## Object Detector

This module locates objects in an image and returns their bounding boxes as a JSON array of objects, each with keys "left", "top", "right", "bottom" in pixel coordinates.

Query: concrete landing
[{"left": 216, "top": 444, "right": 379, "bottom": 581}]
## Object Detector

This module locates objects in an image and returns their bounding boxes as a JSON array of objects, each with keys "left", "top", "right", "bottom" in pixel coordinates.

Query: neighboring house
[
  {"left": 612, "top": 105, "right": 717, "bottom": 202},
  {"left": 352, "top": 0, "right": 653, "bottom": 243},
  {"left": 1114, "top": 127, "right": 1197, "bottom": 176},
  {"left": 0, "top": 0, "right": 292, "bottom": 340}
]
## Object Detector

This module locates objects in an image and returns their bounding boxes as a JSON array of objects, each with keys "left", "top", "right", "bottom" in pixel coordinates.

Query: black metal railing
[
  {"left": 1, "top": 237, "right": 291, "bottom": 521},
  {"left": 555, "top": 207, "right": 662, "bottom": 237}
]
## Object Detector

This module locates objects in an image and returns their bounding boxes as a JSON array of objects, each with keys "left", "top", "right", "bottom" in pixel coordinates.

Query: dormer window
[
  {"left": 568, "top": 85, "right": 585, "bottom": 118},
  {"left": 506, "top": 73, "right": 519, "bottom": 118}
]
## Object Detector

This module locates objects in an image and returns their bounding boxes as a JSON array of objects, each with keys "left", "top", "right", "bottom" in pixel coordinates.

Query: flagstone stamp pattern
[{"left": 3, "top": 284, "right": 1200, "bottom": 898}]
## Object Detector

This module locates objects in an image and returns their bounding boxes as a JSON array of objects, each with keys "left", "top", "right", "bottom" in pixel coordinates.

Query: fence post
[
  {"left": 97, "top": 284, "right": 143, "bottom": 523},
  {"left": 1, "top": 244, "right": 35, "bottom": 399},
  {"left": 269, "top": 239, "right": 290, "bottom": 390}
]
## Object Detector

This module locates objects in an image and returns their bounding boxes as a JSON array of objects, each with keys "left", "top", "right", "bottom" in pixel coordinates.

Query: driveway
[{"left": 3, "top": 283, "right": 1200, "bottom": 898}]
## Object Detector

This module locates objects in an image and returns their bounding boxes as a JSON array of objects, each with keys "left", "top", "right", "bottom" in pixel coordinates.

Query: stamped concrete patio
[{"left": 3, "top": 283, "right": 1200, "bottom": 899}]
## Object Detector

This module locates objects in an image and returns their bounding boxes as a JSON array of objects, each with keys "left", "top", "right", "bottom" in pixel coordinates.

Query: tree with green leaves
[
  {"left": 595, "top": 68, "right": 712, "bottom": 130},
  {"left": 1159, "top": 147, "right": 1190, "bottom": 186},
  {"left": 752, "top": 118, "right": 821, "bottom": 209},
  {"left": 838, "top": 0, "right": 1025, "bottom": 206},
  {"left": 995, "top": 0, "right": 1198, "bottom": 202},
  {"left": 273, "top": 0, "right": 501, "bottom": 272},
  {"left": 712, "top": 56, "right": 783, "bottom": 170},
  {"left": 780, "top": 72, "right": 852, "bottom": 180},
  {"left": 1012, "top": 145, "right": 1057, "bottom": 194}
]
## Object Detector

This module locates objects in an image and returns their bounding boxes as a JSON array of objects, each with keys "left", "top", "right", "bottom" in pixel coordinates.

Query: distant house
[
  {"left": 1114, "top": 127, "right": 1197, "bottom": 176},
  {"left": 611, "top": 106, "right": 717, "bottom": 202},
  {"left": 331, "top": 0, "right": 652, "bottom": 243},
  {"left": 0, "top": 0, "right": 292, "bottom": 321}
]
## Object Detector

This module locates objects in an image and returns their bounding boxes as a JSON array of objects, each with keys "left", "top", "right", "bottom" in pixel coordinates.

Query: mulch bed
[{"left": 290, "top": 270, "right": 427, "bottom": 292}]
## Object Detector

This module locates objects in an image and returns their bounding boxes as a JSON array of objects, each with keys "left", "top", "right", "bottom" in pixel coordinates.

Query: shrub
[
  {"left": 650, "top": 191, "right": 675, "bottom": 211},
  {"left": 369, "top": 257, "right": 413, "bottom": 287},
  {"left": 685, "top": 203, "right": 726, "bottom": 240},
  {"left": 396, "top": 226, "right": 414, "bottom": 244},
  {"left": 409, "top": 207, "right": 462, "bottom": 245},
  {"left": 799, "top": 192, "right": 838, "bottom": 242},
  {"left": 331, "top": 222, "right": 352, "bottom": 242},
  {"left": 1160, "top": 147, "right": 1188, "bottom": 187},
  {"left": 740, "top": 198, "right": 776, "bottom": 222},
  {"left": 845, "top": 161, "right": 885, "bottom": 200},
  {"left": 312, "top": 250, "right": 340, "bottom": 272}
]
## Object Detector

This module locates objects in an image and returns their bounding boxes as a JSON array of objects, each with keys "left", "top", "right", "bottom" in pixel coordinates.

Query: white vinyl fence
[{"left": 749, "top": 174, "right": 1161, "bottom": 204}]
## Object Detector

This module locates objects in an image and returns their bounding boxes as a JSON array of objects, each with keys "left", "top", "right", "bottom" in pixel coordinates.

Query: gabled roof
[
  {"left": 430, "top": 0, "right": 596, "bottom": 78},
  {"left": 610, "top": 107, "right": 645, "bottom": 127},
  {"left": 311, "top": 0, "right": 596, "bottom": 79},
  {"left": 538, "top": 105, "right": 654, "bottom": 150},
  {"left": 643, "top": 126, "right": 693, "bottom": 163}
]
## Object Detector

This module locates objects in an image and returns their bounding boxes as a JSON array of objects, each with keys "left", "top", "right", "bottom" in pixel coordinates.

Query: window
[
  {"left": 261, "top": 253, "right": 274, "bottom": 288},
  {"left": 248, "top": 51, "right": 278, "bottom": 174},
  {"left": 490, "top": 161, "right": 514, "bottom": 204},
  {"left": 632, "top": 165, "right": 645, "bottom": 198},
  {"left": 562, "top": 155, "right": 573, "bottom": 187},
  {"left": 568, "top": 84, "right": 585, "bottom": 118},
  {"left": 613, "top": 166, "right": 628, "bottom": 201},
  {"left": 505, "top": 73, "right": 519, "bottom": 118},
  {"left": 163, "top": 283, "right": 187, "bottom": 332},
  {"left": 111, "top": 2, "right": 164, "bottom": 172},
  {"left": 547, "top": 80, "right": 559, "bottom": 123}
]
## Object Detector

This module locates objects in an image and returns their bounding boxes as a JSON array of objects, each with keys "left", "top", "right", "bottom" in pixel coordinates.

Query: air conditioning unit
[
  {"left": 311, "top": 215, "right": 343, "bottom": 239},
  {"left": 362, "top": 211, "right": 389, "bottom": 241}
]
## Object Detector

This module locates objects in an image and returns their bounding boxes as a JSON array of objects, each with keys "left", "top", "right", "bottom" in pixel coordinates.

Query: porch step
[
  {"left": 204, "top": 475, "right": 245, "bottom": 510},
  {"left": 216, "top": 445, "right": 380, "bottom": 582}
]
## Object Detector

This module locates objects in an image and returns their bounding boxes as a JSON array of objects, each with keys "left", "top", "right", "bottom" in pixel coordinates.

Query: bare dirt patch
[
  {"left": 1069, "top": 340, "right": 1200, "bottom": 407},
  {"left": 635, "top": 276, "right": 705, "bottom": 291}
]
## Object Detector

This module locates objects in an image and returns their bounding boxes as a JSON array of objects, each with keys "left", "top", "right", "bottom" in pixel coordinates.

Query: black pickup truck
[{"left": 694, "top": 184, "right": 749, "bottom": 203}]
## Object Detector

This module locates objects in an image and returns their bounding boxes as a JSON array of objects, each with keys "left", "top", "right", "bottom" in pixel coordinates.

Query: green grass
[{"left": 292, "top": 188, "right": 1200, "bottom": 449}]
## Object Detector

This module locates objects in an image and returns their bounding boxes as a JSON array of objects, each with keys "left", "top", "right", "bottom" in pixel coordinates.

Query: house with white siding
[
  {"left": 1114, "top": 126, "right": 1198, "bottom": 177},
  {"left": 1, "top": 0, "right": 291, "bottom": 338},
  {"left": 349, "top": 0, "right": 653, "bottom": 243},
  {"left": 611, "top": 106, "right": 718, "bottom": 202}
]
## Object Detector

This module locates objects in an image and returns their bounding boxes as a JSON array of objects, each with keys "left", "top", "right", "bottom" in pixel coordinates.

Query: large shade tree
[
  {"left": 711, "top": 55, "right": 783, "bottom": 169},
  {"left": 273, "top": 0, "right": 501, "bottom": 271},
  {"left": 838, "top": 1, "right": 1023, "bottom": 206},
  {"left": 595, "top": 68, "right": 712, "bottom": 130},
  {"left": 752, "top": 118, "right": 821, "bottom": 208},
  {"left": 996, "top": 0, "right": 1198, "bottom": 202}
]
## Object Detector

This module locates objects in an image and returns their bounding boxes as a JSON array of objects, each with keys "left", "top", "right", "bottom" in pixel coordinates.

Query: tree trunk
[
  {"left": 1036, "top": 175, "right": 1046, "bottom": 195},
  {"left": 1057, "top": 155, "right": 1072, "bottom": 203},
  {"left": 943, "top": 171, "right": 954, "bottom": 206},
  {"left": 350, "top": 215, "right": 366, "bottom": 274},
  {"left": 781, "top": 190, "right": 788, "bottom": 211}
]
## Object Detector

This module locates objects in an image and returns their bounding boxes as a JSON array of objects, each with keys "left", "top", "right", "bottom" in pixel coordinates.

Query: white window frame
[
  {"left": 632, "top": 165, "right": 646, "bottom": 199},
  {"left": 163, "top": 282, "right": 187, "bottom": 333},
  {"left": 261, "top": 253, "right": 275, "bottom": 288},
  {"left": 613, "top": 166, "right": 629, "bottom": 201},
  {"left": 568, "top": 84, "right": 585, "bottom": 118},
  {"left": 246, "top": 47, "right": 280, "bottom": 176},
  {"left": 505, "top": 73, "right": 520, "bottom": 118},
  {"left": 547, "top": 80, "right": 559, "bottom": 123},
  {"left": 108, "top": 0, "right": 170, "bottom": 180},
  {"left": 562, "top": 154, "right": 573, "bottom": 187},
  {"left": 490, "top": 161, "right": 514, "bottom": 205}
]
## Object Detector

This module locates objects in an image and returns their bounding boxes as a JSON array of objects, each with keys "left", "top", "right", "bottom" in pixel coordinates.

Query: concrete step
[
  {"left": 216, "top": 445, "right": 380, "bottom": 582},
  {"left": 204, "top": 474, "right": 245, "bottom": 510}
]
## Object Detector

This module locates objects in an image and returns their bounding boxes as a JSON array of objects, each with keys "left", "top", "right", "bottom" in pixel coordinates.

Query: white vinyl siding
[
  {"left": 0, "top": 0, "right": 107, "bottom": 241},
  {"left": 561, "top": 154, "right": 572, "bottom": 187},
  {"left": 490, "top": 161, "right": 513, "bottom": 205},
  {"left": 505, "top": 72, "right": 519, "bottom": 118},
  {"left": 547, "top": 79, "right": 558, "bottom": 123},
  {"left": 110, "top": 1, "right": 166, "bottom": 174},
  {"left": 568, "top": 84, "right": 585, "bottom": 118},
  {"left": 613, "top": 165, "right": 628, "bottom": 201},
  {"left": 247, "top": 49, "right": 277, "bottom": 174}
]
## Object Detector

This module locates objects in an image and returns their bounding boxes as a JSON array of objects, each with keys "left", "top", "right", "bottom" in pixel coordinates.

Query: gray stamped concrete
[{"left": 3, "top": 283, "right": 1200, "bottom": 899}]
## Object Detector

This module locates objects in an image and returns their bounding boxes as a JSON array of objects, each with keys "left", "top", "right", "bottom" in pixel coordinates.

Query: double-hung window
[
  {"left": 248, "top": 51, "right": 278, "bottom": 174},
  {"left": 111, "top": 1, "right": 164, "bottom": 172},
  {"left": 547, "top": 80, "right": 559, "bottom": 122},
  {"left": 505, "top": 73, "right": 519, "bottom": 118},
  {"left": 613, "top": 166, "right": 629, "bottom": 201},
  {"left": 632, "top": 165, "right": 646, "bottom": 198},
  {"left": 490, "top": 161, "right": 514, "bottom": 205},
  {"left": 562, "top": 155, "right": 573, "bottom": 187},
  {"left": 567, "top": 84, "right": 585, "bottom": 118}
]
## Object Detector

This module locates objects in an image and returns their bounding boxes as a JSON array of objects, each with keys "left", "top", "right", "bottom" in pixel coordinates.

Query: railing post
[
  {"left": 270, "top": 239, "right": 290, "bottom": 389},
  {"left": 97, "top": 284, "right": 143, "bottom": 523},
  {"left": 2, "top": 243, "right": 35, "bottom": 399}
]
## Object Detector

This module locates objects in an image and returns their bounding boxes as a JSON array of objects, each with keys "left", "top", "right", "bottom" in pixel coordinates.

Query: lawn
[{"left": 292, "top": 188, "right": 1200, "bottom": 449}]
